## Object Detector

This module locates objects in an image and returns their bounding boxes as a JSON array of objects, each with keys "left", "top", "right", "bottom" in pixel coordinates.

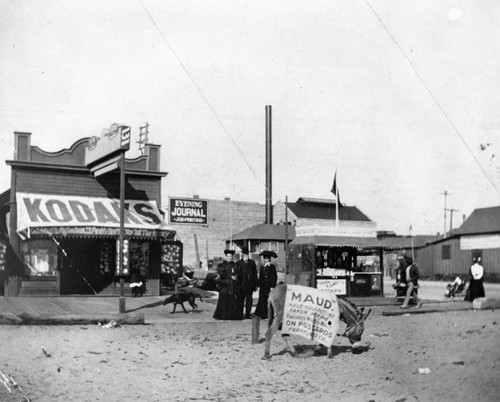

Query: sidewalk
[{"left": 1, "top": 280, "right": 499, "bottom": 325}]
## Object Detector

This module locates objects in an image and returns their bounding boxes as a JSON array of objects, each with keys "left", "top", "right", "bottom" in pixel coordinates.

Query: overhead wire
[
  {"left": 364, "top": 0, "right": 500, "bottom": 197},
  {"left": 137, "top": 0, "right": 266, "bottom": 191}
]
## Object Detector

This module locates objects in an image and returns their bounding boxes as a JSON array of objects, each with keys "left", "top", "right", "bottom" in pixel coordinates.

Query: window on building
[
  {"left": 442, "top": 245, "right": 451, "bottom": 260},
  {"left": 249, "top": 242, "right": 260, "bottom": 253},
  {"left": 21, "top": 240, "right": 59, "bottom": 276}
]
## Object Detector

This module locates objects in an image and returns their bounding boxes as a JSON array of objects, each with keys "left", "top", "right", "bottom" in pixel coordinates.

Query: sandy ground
[{"left": 1, "top": 306, "right": 499, "bottom": 402}]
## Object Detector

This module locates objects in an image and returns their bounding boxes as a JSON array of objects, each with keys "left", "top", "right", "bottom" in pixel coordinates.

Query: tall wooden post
[{"left": 119, "top": 152, "right": 126, "bottom": 313}]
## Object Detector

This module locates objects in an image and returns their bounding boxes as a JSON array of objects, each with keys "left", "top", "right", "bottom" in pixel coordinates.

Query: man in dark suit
[
  {"left": 400, "top": 256, "right": 422, "bottom": 309},
  {"left": 235, "top": 247, "right": 258, "bottom": 319}
]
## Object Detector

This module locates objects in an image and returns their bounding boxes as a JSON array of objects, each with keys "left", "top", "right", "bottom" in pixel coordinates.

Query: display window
[
  {"left": 21, "top": 240, "right": 58, "bottom": 277},
  {"left": 356, "top": 253, "right": 381, "bottom": 273}
]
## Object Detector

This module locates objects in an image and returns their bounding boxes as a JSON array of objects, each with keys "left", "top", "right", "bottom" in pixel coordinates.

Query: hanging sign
[
  {"left": 85, "top": 123, "right": 131, "bottom": 167},
  {"left": 116, "top": 238, "right": 130, "bottom": 276},
  {"left": 169, "top": 197, "right": 208, "bottom": 224},
  {"left": 282, "top": 285, "right": 340, "bottom": 347}
]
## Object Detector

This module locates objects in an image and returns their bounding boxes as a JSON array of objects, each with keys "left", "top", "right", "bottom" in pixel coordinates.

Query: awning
[
  {"left": 290, "top": 235, "right": 385, "bottom": 249},
  {"left": 16, "top": 193, "right": 175, "bottom": 240}
]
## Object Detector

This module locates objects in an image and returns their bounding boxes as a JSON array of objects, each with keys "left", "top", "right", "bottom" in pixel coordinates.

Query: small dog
[{"left": 162, "top": 292, "right": 203, "bottom": 314}]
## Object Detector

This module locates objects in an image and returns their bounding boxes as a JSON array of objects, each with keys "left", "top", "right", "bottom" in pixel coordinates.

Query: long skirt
[
  {"left": 464, "top": 279, "right": 485, "bottom": 302},
  {"left": 213, "top": 293, "right": 239, "bottom": 320},
  {"left": 254, "top": 287, "right": 271, "bottom": 319}
]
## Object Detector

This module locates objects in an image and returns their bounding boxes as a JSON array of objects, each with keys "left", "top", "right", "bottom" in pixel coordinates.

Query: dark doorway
[{"left": 59, "top": 239, "right": 115, "bottom": 295}]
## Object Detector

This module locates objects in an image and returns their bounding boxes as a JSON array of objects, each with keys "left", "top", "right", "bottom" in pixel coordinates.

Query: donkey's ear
[{"left": 361, "top": 309, "right": 372, "bottom": 322}]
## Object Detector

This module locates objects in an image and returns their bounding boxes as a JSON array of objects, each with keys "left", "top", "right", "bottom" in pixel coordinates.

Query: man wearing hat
[
  {"left": 235, "top": 246, "right": 258, "bottom": 319},
  {"left": 400, "top": 256, "right": 422, "bottom": 309},
  {"left": 254, "top": 250, "right": 278, "bottom": 319},
  {"left": 213, "top": 249, "right": 239, "bottom": 320}
]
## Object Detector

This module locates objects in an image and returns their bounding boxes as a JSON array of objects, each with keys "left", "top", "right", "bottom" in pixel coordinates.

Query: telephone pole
[{"left": 440, "top": 190, "right": 451, "bottom": 236}]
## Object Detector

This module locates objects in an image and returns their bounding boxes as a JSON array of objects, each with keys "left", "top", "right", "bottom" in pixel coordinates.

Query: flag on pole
[{"left": 331, "top": 171, "right": 341, "bottom": 206}]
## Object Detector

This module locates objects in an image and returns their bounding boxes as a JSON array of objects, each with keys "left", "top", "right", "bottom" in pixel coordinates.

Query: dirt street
[{"left": 1, "top": 307, "right": 499, "bottom": 402}]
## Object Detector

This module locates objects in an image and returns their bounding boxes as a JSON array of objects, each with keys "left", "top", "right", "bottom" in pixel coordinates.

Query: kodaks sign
[
  {"left": 16, "top": 193, "right": 170, "bottom": 239},
  {"left": 169, "top": 197, "right": 207, "bottom": 224}
]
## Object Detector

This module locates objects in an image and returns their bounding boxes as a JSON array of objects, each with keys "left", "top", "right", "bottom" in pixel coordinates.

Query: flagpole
[
  {"left": 409, "top": 225, "right": 414, "bottom": 260},
  {"left": 335, "top": 188, "right": 339, "bottom": 228},
  {"left": 335, "top": 170, "right": 339, "bottom": 228}
]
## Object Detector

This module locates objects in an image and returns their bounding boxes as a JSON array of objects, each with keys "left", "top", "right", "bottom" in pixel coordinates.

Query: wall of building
[
  {"left": 416, "top": 236, "right": 500, "bottom": 277},
  {"left": 167, "top": 198, "right": 266, "bottom": 268}
]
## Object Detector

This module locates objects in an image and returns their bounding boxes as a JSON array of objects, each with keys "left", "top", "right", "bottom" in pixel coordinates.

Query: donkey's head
[{"left": 339, "top": 299, "right": 372, "bottom": 345}]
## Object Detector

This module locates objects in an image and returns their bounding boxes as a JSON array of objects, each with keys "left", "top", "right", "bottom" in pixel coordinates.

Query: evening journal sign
[
  {"left": 16, "top": 193, "right": 171, "bottom": 239},
  {"left": 169, "top": 197, "right": 208, "bottom": 224},
  {"left": 282, "top": 285, "right": 340, "bottom": 347}
]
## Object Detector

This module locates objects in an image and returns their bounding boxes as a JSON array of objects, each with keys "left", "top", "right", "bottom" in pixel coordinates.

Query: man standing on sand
[
  {"left": 235, "top": 247, "right": 258, "bottom": 319},
  {"left": 400, "top": 256, "right": 422, "bottom": 309}
]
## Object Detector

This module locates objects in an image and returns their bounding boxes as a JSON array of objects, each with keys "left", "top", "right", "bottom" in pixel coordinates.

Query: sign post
[
  {"left": 119, "top": 151, "right": 126, "bottom": 313},
  {"left": 84, "top": 123, "right": 131, "bottom": 313}
]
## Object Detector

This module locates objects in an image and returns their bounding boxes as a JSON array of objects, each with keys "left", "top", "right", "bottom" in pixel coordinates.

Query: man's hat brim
[{"left": 224, "top": 249, "right": 235, "bottom": 255}]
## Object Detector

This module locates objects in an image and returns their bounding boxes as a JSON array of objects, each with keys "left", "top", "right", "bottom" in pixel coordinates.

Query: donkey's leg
[
  {"left": 264, "top": 320, "right": 279, "bottom": 359},
  {"left": 327, "top": 346, "right": 333, "bottom": 358},
  {"left": 282, "top": 334, "right": 297, "bottom": 357}
]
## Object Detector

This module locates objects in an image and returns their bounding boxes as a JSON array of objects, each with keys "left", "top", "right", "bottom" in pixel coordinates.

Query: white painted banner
[
  {"left": 460, "top": 235, "right": 500, "bottom": 250},
  {"left": 316, "top": 279, "right": 347, "bottom": 295},
  {"left": 282, "top": 285, "right": 340, "bottom": 347},
  {"left": 16, "top": 193, "right": 173, "bottom": 239}
]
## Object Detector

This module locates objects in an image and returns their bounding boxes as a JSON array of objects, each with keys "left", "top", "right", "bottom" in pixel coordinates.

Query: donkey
[{"left": 264, "top": 283, "right": 371, "bottom": 359}]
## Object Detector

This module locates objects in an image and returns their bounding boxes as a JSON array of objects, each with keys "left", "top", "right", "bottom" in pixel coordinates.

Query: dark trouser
[{"left": 237, "top": 290, "right": 253, "bottom": 318}]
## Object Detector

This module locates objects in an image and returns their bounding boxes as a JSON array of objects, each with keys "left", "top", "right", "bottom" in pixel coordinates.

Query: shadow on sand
[{"left": 260, "top": 341, "right": 373, "bottom": 359}]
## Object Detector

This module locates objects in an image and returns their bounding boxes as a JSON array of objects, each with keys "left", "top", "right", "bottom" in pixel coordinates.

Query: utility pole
[
  {"left": 440, "top": 190, "right": 451, "bottom": 236},
  {"left": 446, "top": 208, "right": 459, "bottom": 232}
]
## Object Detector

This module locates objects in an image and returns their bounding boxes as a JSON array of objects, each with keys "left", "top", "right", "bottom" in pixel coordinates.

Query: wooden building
[
  {"left": 0, "top": 131, "right": 181, "bottom": 296},
  {"left": 226, "top": 223, "right": 296, "bottom": 276},
  {"left": 415, "top": 205, "right": 500, "bottom": 278}
]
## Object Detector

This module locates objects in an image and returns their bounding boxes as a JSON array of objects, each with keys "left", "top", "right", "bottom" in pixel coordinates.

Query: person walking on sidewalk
[
  {"left": 254, "top": 251, "right": 278, "bottom": 319},
  {"left": 464, "top": 256, "right": 485, "bottom": 302},
  {"left": 400, "top": 256, "right": 422, "bottom": 309},
  {"left": 235, "top": 247, "right": 258, "bottom": 319}
]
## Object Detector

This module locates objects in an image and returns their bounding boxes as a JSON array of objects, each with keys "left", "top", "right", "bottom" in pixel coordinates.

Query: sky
[{"left": 0, "top": 0, "right": 499, "bottom": 236}]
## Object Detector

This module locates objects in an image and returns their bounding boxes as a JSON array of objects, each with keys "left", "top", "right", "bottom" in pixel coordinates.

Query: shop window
[
  {"left": 442, "top": 245, "right": 451, "bottom": 260},
  {"left": 21, "top": 240, "right": 58, "bottom": 276},
  {"left": 270, "top": 241, "right": 278, "bottom": 252}
]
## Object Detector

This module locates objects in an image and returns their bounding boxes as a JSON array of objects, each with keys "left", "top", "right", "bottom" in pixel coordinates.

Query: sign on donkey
[{"left": 282, "top": 285, "right": 340, "bottom": 347}]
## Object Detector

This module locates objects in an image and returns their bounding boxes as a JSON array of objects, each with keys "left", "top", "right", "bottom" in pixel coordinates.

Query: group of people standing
[{"left": 213, "top": 247, "right": 277, "bottom": 321}]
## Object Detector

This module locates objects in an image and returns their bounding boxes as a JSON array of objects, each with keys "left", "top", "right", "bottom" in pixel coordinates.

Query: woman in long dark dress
[
  {"left": 213, "top": 249, "right": 239, "bottom": 320},
  {"left": 464, "top": 256, "right": 485, "bottom": 302},
  {"left": 254, "top": 251, "right": 278, "bottom": 319}
]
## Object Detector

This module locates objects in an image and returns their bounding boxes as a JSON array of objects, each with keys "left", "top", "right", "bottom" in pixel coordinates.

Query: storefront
[
  {"left": 2, "top": 131, "right": 182, "bottom": 296},
  {"left": 286, "top": 235, "right": 386, "bottom": 297}
]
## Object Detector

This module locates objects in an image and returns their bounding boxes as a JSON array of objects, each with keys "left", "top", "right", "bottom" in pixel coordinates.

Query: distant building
[
  {"left": 165, "top": 196, "right": 266, "bottom": 268},
  {"left": 416, "top": 205, "right": 500, "bottom": 278},
  {"left": 274, "top": 197, "right": 377, "bottom": 237}
]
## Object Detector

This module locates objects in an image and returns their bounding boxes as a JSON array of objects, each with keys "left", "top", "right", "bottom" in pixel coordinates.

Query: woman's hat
[{"left": 260, "top": 250, "right": 277, "bottom": 259}]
